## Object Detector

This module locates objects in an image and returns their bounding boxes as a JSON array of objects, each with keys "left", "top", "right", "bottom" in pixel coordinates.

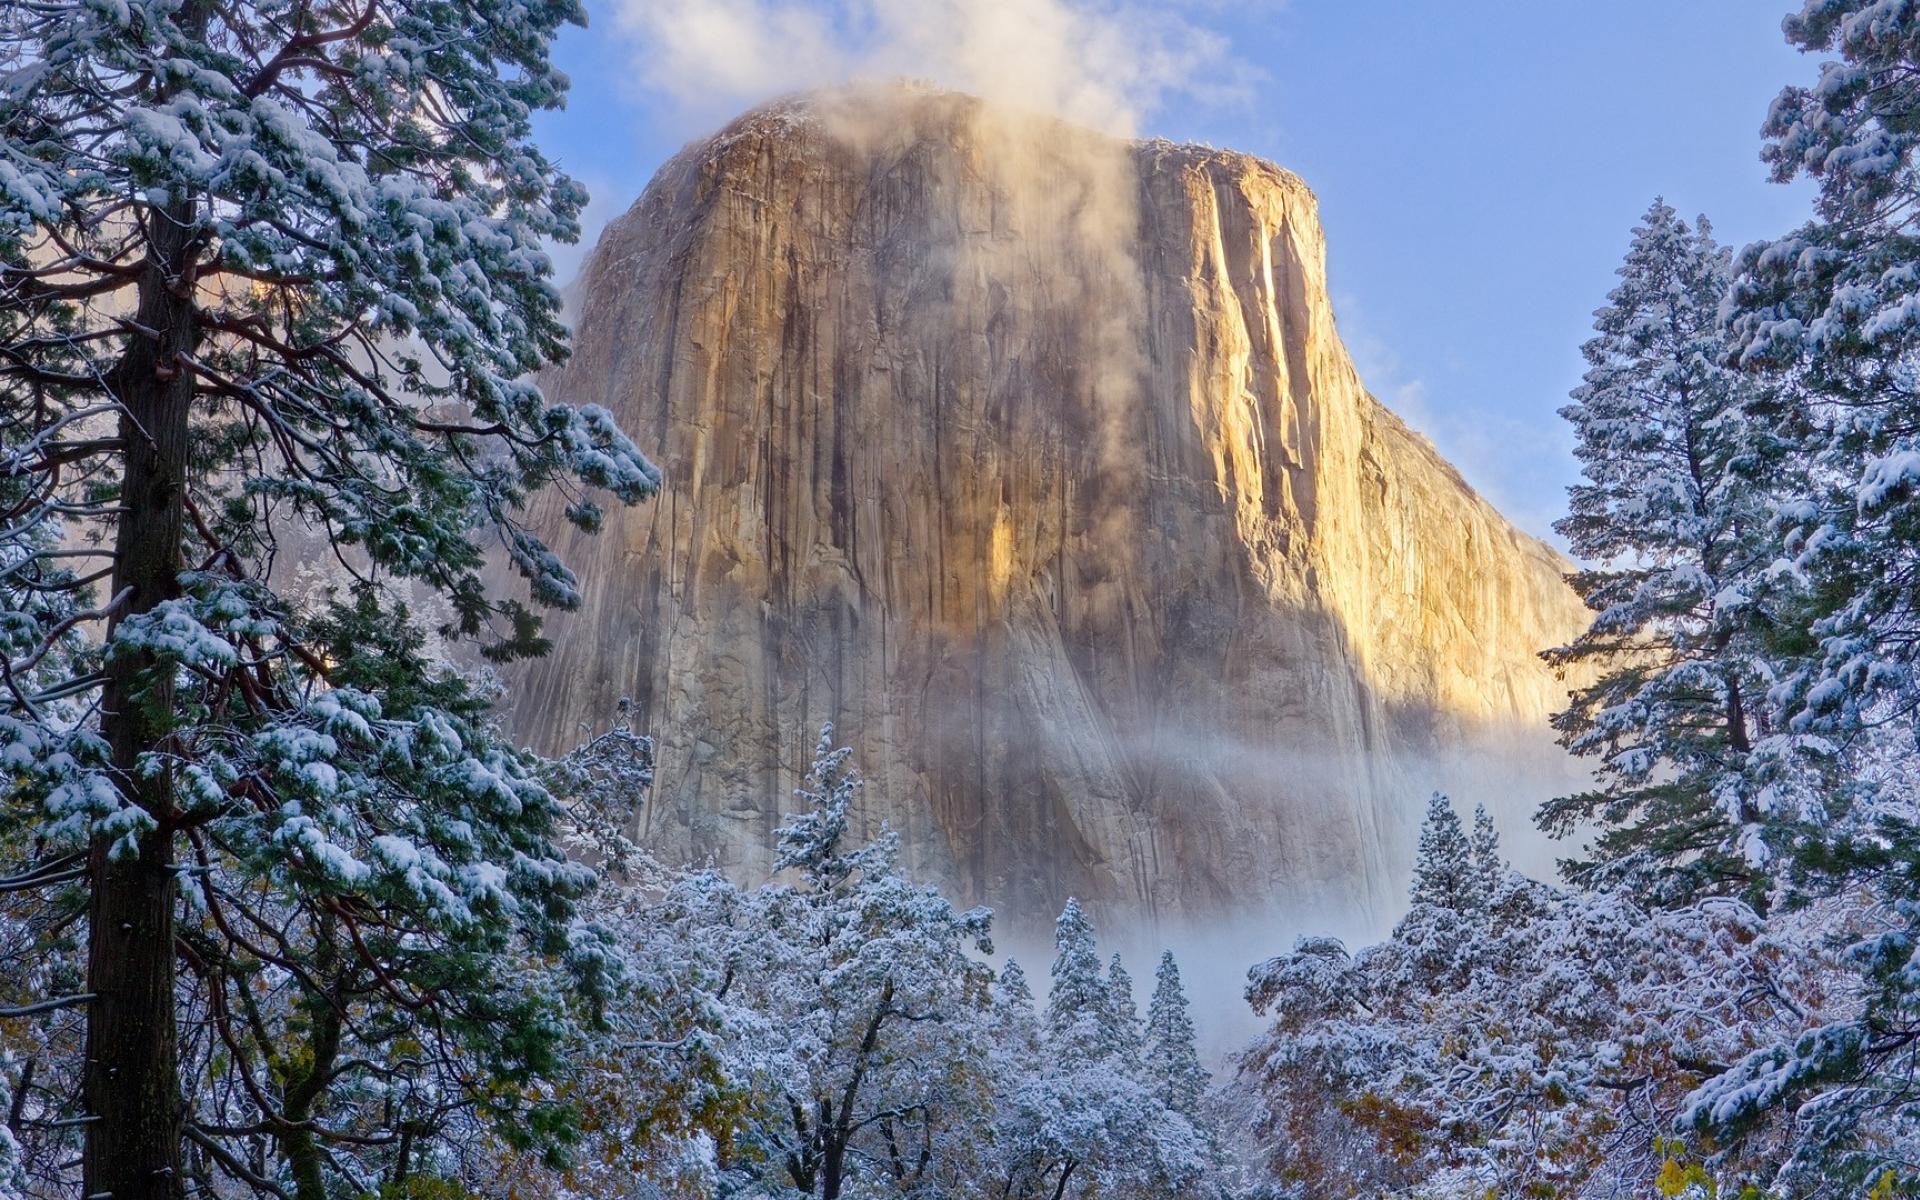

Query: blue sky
[{"left": 533, "top": 1, "right": 1820, "bottom": 543}]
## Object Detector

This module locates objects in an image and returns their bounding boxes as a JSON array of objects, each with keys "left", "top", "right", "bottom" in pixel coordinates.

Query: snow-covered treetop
[
  {"left": 1410, "top": 792, "right": 1475, "bottom": 910},
  {"left": 774, "top": 722, "right": 903, "bottom": 894}
]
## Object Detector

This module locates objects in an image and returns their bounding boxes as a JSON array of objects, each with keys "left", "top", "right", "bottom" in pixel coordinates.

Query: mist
[{"left": 980, "top": 718, "right": 1592, "bottom": 1066}]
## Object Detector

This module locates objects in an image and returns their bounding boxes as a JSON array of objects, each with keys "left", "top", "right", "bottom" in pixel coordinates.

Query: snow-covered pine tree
[
  {"left": 774, "top": 722, "right": 871, "bottom": 889},
  {"left": 1699, "top": 3, "right": 1920, "bottom": 1176},
  {"left": 1543, "top": 199, "right": 1784, "bottom": 905},
  {"left": 1410, "top": 793, "right": 1474, "bottom": 911},
  {"left": 1723, "top": 2, "right": 1920, "bottom": 748},
  {"left": 1046, "top": 897, "right": 1113, "bottom": 1063},
  {"left": 1106, "top": 953, "right": 1142, "bottom": 1056},
  {"left": 1469, "top": 803, "right": 1503, "bottom": 903},
  {"left": 1002, "top": 900, "right": 1215, "bottom": 1200},
  {"left": 999, "top": 958, "right": 1035, "bottom": 1013},
  {"left": 0, "top": 1, "right": 659, "bottom": 1194},
  {"left": 1143, "top": 952, "right": 1209, "bottom": 1119},
  {"left": 994, "top": 958, "right": 1040, "bottom": 1052}
]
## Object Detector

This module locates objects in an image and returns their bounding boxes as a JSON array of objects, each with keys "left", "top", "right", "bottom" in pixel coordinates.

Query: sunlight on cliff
[
  {"left": 508, "top": 85, "right": 1594, "bottom": 966},
  {"left": 989, "top": 508, "right": 1016, "bottom": 598}
]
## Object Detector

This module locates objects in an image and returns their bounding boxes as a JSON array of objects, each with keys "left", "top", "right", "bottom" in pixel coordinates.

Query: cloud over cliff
[{"left": 607, "top": 0, "right": 1263, "bottom": 134}]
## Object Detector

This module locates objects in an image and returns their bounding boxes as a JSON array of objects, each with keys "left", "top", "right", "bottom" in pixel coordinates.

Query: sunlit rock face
[{"left": 507, "top": 84, "right": 1589, "bottom": 932}]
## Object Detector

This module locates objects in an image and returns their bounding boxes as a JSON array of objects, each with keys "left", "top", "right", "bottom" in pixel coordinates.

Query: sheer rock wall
[{"left": 507, "top": 86, "right": 1588, "bottom": 930}]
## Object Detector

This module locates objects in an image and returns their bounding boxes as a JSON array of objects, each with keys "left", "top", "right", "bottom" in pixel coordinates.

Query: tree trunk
[
  {"left": 279, "top": 950, "right": 344, "bottom": 1200},
  {"left": 280, "top": 1064, "right": 331, "bottom": 1200},
  {"left": 1726, "top": 672, "right": 1751, "bottom": 755},
  {"left": 84, "top": 182, "right": 198, "bottom": 1200},
  {"left": 820, "top": 1132, "right": 845, "bottom": 1200},
  {"left": 1049, "top": 1159, "right": 1077, "bottom": 1200}
]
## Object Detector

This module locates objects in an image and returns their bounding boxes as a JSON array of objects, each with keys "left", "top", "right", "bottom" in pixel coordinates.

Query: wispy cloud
[{"left": 605, "top": 0, "right": 1265, "bottom": 135}]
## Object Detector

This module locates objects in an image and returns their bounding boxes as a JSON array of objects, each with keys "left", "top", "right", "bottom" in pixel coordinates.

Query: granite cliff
[{"left": 507, "top": 85, "right": 1590, "bottom": 930}]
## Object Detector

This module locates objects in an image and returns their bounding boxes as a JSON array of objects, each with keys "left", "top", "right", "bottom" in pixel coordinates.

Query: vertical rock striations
[{"left": 508, "top": 85, "right": 1589, "bottom": 930}]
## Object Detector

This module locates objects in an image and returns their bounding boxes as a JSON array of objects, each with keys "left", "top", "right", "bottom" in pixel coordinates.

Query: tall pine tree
[
  {"left": 0, "top": 1, "right": 658, "bottom": 1194},
  {"left": 1143, "top": 952, "right": 1209, "bottom": 1120},
  {"left": 1468, "top": 802, "right": 1504, "bottom": 905},
  {"left": 1106, "top": 953, "right": 1142, "bottom": 1056},
  {"left": 1543, "top": 199, "right": 1784, "bottom": 905},
  {"left": 722, "top": 726, "right": 994, "bottom": 1200},
  {"left": 1045, "top": 897, "right": 1113, "bottom": 1064},
  {"left": 1726, "top": 1, "right": 1920, "bottom": 747},
  {"left": 1692, "top": 2, "right": 1920, "bottom": 1179},
  {"left": 993, "top": 958, "right": 1039, "bottom": 1054}
]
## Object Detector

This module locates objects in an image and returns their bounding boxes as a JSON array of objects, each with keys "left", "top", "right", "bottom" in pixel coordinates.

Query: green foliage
[
  {"left": 0, "top": 0, "right": 659, "bottom": 1191},
  {"left": 1542, "top": 200, "right": 1794, "bottom": 909}
]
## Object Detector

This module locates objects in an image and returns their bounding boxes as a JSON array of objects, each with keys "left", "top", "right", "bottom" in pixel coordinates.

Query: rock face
[{"left": 508, "top": 85, "right": 1589, "bottom": 931}]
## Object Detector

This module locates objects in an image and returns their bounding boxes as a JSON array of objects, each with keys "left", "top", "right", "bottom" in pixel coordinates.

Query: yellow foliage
[{"left": 1654, "top": 1153, "right": 1715, "bottom": 1199}]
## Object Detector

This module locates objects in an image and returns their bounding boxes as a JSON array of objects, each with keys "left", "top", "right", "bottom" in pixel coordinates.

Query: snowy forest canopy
[{"left": 4, "top": 0, "right": 1920, "bottom": 1198}]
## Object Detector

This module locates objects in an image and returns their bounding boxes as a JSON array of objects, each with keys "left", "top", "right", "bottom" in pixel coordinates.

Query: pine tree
[
  {"left": 1469, "top": 803, "right": 1503, "bottom": 903},
  {"left": 775, "top": 723, "right": 882, "bottom": 890},
  {"left": 1143, "top": 952, "right": 1209, "bottom": 1119},
  {"left": 1410, "top": 793, "right": 1474, "bottom": 911},
  {"left": 1106, "top": 953, "right": 1142, "bottom": 1056},
  {"left": 1722, "top": 2, "right": 1920, "bottom": 747},
  {"left": 1046, "top": 897, "right": 1113, "bottom": 1064},
  {"left": 999, "top": 958, "right": 1035, "bottom": 1014},
  {"left": 0, "top": 1, "right": 659, "bottom": 1194},
  {"left": 1012, "top": 901, "right": 1217, "bottom": 1200},
  {"left": 1543, "top": 199, "right": 1785, "bottom": 905},
  {"left": 1695, "top": 3, "right": 1920, "bottom": 1177},
  {"left": 995, "top": 958, "right": 1039, "bottom": 1054}
]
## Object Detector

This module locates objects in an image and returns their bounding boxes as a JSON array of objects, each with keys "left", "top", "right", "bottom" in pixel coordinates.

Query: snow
[
  {"left": 1856, "top": 448, "right": 1920, "bottom": 508},
  {"left": 8, "top": 0, "right": 1920, "bottom": 1194}
]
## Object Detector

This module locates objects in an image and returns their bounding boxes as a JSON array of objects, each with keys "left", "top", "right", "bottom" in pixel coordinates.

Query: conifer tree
[
  {"left": 1410, "top": 793, "right": 1474, "bottom": 911},
  {"left": 1046, "top": 897, "right": 1113, "bottom": 1064},
  {"left": 994, "top": 958, "right": 1039, "bottom": 1055},
  {"left": 998, "top": 958, "right": 1035, "bottom": 1013},
  {"left": 1009, "top": 900, "right": 1215, "bottom": 1200},
  {"left": 1725, "top": 2, "right": 1920, "bottom": 746},
  {"left": 0, "top": 1, "right": 658, "bottom": 1193},
  {"left": 1469, "top": 803, "right": 1503, "bottom": 902},
  {"left": 1106, "top": 953, "right": 1142, "bottom": 1055},
  {"left": 719, "top": 726, "right": 994, "bottom": 1200},
  {"left": 1143, "top": 952, "right": 1209, "bottom": 1119},
  {"left": 1695, "top": 3, "right": 1920, "bottom": 1176},
  {"left": 1543, "top": 199, "right": 1783, "bottom": 905},
  {"left": 774, "top": 722, "right": 873, "bottom": 888}
]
